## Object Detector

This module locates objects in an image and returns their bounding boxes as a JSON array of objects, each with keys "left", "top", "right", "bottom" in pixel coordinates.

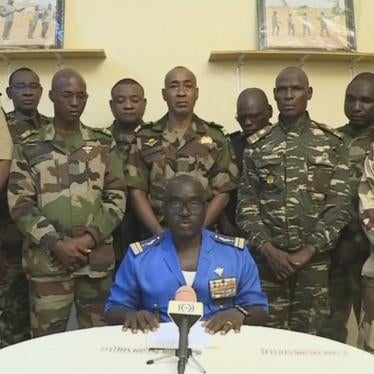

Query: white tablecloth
[{"left": 1, "top": 324, "right": 373, "bottom": 374}]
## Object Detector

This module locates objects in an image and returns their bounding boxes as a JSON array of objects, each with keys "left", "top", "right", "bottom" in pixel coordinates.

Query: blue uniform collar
[{"left": 161, "top": 229, "right": 213, "bottom": 288}]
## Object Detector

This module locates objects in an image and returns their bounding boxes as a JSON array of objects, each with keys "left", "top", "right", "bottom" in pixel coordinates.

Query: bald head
[
  {"left": 165, "top": 174, "right": 205, "bottom": 202},
  {"left": 51, "top": 68, "right": 86, "bottom": 91},
  {"left": 274, "top": 66, "right": 312, "bottom": 121},
  {"left": 164, "top": 66, "right": 197, "bottom": 88},
  {"left": 236, "top": 88, "right": 272, "bottom": 136},
  {"left": 162, "top": 66, "right": 199, "bottom": 118},
  {"left": 345, "top": 72, "right": 374, "bottom": 128},
  {"left": 49, "top": 68, "right": 88, "bottom": 126},
  {"left": 275, "top": 66, "right": 309, "bottom": 87}
]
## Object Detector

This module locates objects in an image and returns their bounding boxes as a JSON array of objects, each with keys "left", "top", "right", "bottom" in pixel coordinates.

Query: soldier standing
[
  {"left": 7, "top": 69, "right": 126, "bottom": 337},
  {"left": 0, "top": 109, "right": 13, "bottom": 347},
  {"left": 237, "top": 66, "right": 352, "bottom": 335},
  {"left": 0, "top": 68, "right": 49, "bottom": 347},
  {"left": 127, "top": 66, "right": 238, "bottom": 234},
  {"left": 109, "top": 78, "right": 147, "bottom": 267},
  {"left": 319, "top": 73, "right": 374, "bottom": 342},
  {"left": 219, "top": 88, "right": 272, "bottom": 236},
  {"left": 358, "top": 143, "right": 374, "bottom": 353}
]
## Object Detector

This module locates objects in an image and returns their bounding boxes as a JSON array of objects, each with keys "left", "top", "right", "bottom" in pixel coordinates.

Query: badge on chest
[{"left": 209, "top": 277, "right": 237, "bottom": 301}]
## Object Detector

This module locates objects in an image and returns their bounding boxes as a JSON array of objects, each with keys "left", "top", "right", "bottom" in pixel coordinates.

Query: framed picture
[
  {"left": 257, "top": 0, "right": 356, "bottom": 51},
  {"left": 0, "top": 0, "right": 64, "bottom": 49}
]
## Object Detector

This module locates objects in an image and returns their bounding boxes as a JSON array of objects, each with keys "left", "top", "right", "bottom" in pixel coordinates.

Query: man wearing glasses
[
  {"left": 0, "top": 68, "right": 49, "bottom": 347},
  {"left": 106, "top": 175, "right": 268, "bottom": 333},
  {"left": 7, "top": 68, "right": 126, "bottom": 337}
]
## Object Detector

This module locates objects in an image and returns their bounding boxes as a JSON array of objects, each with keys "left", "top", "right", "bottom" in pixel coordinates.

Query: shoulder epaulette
[
  {"left": 136, "top": 121, "right": 154, "bottom": 132},
  {"left": 90, "top": 127, "right": 112, "bottom": 138},
  {"left": 314, "top": 122, "right": 343, "bottom": 139},
  {"left": 19, "top": 128, "right": 39, "bottom": 141},
  {"left": 213, "top": 233, "right": 246, "bottom": 250},
  {"left": 247, "top": 124, "right": 274, "bottom": 145},
  {"left": 130, "top": 233, "right": 163, "bottom": 256},
  {"left": 207, "top": 122, "right": 228, "bottom": 136}
]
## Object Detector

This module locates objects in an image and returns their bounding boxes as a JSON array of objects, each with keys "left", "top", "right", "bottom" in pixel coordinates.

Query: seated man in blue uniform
[{"left": 105, "top": 175, "right": 268, "bottom": 334}]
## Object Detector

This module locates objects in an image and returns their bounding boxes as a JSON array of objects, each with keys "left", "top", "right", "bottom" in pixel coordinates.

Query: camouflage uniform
[
  {"left": 358, "top": 143, "right": 374, "bottom": 352},
  {"left": 237, "top": 116, "right": 352, "bottom": 335},
  {"left": 0, "top": 110, "right": 49, "bottom": 347},
  {"left": 7, "top": 122, "right": 126, "bottom": 337},
  {"left": 319, "top": 124, "right": 373, "bottom": 342},
  {"left": 127, "top": 114, "right": 239, "bottom": 225},
  {"left": 110, "top": 121, "right": 145, "bottom": 266}
]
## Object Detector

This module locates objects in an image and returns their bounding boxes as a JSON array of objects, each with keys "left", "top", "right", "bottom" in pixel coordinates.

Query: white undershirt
[{"left": 182, "top": 271, "right": 196, "bottom": 287}]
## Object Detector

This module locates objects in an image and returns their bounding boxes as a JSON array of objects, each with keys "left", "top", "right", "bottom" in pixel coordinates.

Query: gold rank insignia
[
  {"left": 199, "top": 136, "right": 213, "bottom": 145},
  {"left": 209, "top": 277, "right": 237, "bottom": 300},
  {"left": 144, "top": 138, "right": 158, "bottom": 147},
  {"left": 321, "top": 152, "right": 329, "bottom": 160},
  {"left": 82, "top": 146, "right": 93, "bottom": 154},
  {"left": 266, "top": 174, "right": 276, "bottom": 184}
]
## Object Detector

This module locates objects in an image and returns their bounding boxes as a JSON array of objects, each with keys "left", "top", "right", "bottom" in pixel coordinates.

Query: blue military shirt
[{"left": 105, "top": 229, "right": 268, "bottom": 321}]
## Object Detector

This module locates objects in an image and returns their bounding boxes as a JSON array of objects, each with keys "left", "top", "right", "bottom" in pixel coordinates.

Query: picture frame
[
  {"left": 257, "top": 0, "right": 356, "bottom": 51},
  {"left": 0, "top": 0, "right": 64, "bottom": 49}
]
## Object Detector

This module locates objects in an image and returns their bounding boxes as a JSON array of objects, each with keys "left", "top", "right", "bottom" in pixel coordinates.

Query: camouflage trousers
[
  {"left": 358, "top": 276, "right": 374, "bottom": 353},
  {"left": 29, "top": 273, "right": 112, "bottom": 337},
  {"left": 0, "top": 222, "right": 30, "bottom": 348},
  {"left": 318, "top": 251, "right": 368, "bottom": 342},
  {"left": 0, "top": 267, "right": 30, "bottom": 348},
  {"left": 257, "top": 252, "right": 330, "bottom": 335}
]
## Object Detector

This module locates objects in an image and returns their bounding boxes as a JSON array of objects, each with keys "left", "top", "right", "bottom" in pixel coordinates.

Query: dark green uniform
[{"left": 110, "top": 121, "right": 145, "bottom": 266}]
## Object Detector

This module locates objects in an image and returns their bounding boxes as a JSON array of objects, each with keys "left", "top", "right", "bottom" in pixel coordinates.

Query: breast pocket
[
  {"left": 30, "top": 154, "right": 63, "bottom": 207},
  {"left": 307, "top": 154, "right": 334, "bottom": 195},
  {"left": 253, "top": 155, "right": 282, "bottom": 191}
]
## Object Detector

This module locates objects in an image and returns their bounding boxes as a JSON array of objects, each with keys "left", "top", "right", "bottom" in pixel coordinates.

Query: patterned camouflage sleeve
[
  {"left": 7, "top": 144, "right": 62, "bottom": 251},
  {"left": 359, "top": 144, "right": 374, "bottom": 245},
  {"left": 236, "top": 148, "right": 272, "bottom": 249},
  {"left": 210, "top": 136, "right": 239, "bottom": 194},
  {"left": 86, "top": 143, "right": 127, "bottom": 244},
  {"left": 306, "top": 142, "right": 353, "bottom": 252},
  {"left": 125, "top": 137, "right": 149, "bottom": 191}
]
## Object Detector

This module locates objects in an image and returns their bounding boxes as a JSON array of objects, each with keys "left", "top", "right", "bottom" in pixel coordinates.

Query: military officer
[
  {"left": 7, "top": 68, "right": 126, "bottom": 337},
  {"left": 0, "top": 68, "right": 50, "bottom": 347},
  {"left": 109, "top": 78, "right": 147, "bottom": 267},
  {"left": 237, "top": 66, "right": 352, "bottom": 335},
  {"left": 220, "top": 88, "right": 273, "bottom": 236},
  {"left": 358, "top": 143, "right": 374, "bottom": 353},
  {"left": 105, "top": 175, "right": 268, "bottom": 333},
  {"left": 127, "top": 66, "right": 239, "bottom": 235},
  {"left": 0, "top": 108, "right": 13, "bottom": 347},
  {"left": 319, "top": 72, "right": 374, "bottom": 342}
]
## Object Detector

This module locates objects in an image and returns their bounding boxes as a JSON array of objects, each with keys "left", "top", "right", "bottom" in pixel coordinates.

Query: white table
[{"left": 1, "top": 324, "right": 373, "bottom": 374}]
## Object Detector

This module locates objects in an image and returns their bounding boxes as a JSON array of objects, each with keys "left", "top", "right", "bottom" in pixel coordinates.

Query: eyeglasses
[
  {"left": 11, "top": 83, "right": 41, "bottom": 91},
  {"left": 166, "top": 200, "right": 204, "bottom": 214}
]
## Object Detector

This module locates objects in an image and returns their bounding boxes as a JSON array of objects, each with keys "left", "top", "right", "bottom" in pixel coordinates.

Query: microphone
[{"left": 168, "top": 286, "right": 203, "bottom": 374}]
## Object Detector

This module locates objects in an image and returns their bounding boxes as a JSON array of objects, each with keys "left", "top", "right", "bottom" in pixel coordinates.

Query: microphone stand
[{"left": 146, "top": 349, "right": 206, "bottom": 373}]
